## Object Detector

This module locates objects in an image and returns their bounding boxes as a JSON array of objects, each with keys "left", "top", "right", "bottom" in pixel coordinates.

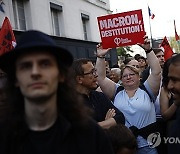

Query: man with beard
[
  {"left": 167, "top": 54, "right": 180, "bottom": 154},
  {"left": 141, "top": 48, "right": 166, "bottom": 154},
  {"left": 72, "top": 58, "right": 125, "bottom": 129},
  {"left": 167, "top": 54, "right": 180, "bottom": 108}
]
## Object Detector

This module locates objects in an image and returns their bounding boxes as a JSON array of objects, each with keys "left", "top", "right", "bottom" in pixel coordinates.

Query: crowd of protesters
[{"left": 0, "top": 30, "right": 179, "bottom": 154}]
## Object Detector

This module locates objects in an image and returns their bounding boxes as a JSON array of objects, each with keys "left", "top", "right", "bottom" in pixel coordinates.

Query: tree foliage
[
  {"left": 116, "top": 46, "right": 134, "bottom": 58},
  {"left": 169, "top": 37, "right": 180, "bottom": 53}
]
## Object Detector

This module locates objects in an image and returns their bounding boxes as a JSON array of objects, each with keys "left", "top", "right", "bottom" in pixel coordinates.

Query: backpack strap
[
  {"left": 115, "top": 85, "right": 124, "bottom": 97},
  {"left": 112, "top": 86, "right": 124, "bottom": 102}
]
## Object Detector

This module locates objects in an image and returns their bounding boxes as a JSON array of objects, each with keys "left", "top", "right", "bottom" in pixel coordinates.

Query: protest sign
[{"left": 97, "top": 9, "right": 145, "bottom": 48}]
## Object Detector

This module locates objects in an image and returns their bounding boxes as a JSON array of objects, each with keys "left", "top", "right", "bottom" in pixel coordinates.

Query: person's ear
[{"left": 76, "top": 75, "right": 83, "bottom": 84}]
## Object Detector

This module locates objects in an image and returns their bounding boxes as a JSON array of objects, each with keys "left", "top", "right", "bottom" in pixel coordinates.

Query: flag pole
[
  {"left": 147, "top": 5, "right": 154, "bottom": 47},
  {"left": 148, "top": 16, "right": 154, "bottom": 47}
]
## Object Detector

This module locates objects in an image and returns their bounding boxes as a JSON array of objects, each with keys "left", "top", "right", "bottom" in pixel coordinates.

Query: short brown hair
[
  {"left": 105, "top": 124, "right": 137, "bottom": 153},
  {"left": 152, "top": 48, "right": 163, "bottom": 55}
]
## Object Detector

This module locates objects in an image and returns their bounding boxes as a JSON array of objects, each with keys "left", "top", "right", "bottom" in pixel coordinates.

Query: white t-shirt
[{"left": 113, "top": 81, "right": 156, "bottom": 148}]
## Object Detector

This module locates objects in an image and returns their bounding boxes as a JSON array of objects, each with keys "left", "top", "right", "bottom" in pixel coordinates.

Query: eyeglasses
[
  {"left": 132, "top": 65, "right": 140, "bottom": 69},
  {"left": 83, "top": 68, "right": 97, "bottom": 76},
  {"left": 122, "top": 73, "right": 136, "bottom": 79}
]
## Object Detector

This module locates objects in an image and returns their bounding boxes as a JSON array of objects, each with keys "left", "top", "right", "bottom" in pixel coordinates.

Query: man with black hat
[{"left": 0, "top": 30, "right": 114, "bottom": 154}]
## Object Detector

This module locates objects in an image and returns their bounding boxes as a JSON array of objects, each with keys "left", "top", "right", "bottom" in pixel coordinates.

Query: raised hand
[
  {"left": 138, "top": 35, "right": 151, "bottom": 51},
  {"left": 96, "top": 43, "right": 111, "bottom": 57}
]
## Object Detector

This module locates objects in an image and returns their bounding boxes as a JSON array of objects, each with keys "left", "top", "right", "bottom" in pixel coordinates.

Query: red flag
[
  {"left": 160, "top": 36, "right": 174, "bottom": 61},
  {"left": 174, "top": 20, "right": 180, "bottom": 41},
  {"left": 0, "top": 17, "right": 16, "bottom": 56}
]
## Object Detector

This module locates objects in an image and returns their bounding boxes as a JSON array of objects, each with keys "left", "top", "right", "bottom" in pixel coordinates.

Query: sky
[{"left": 109, "top": 0, "right": 180, "bottom": 39}]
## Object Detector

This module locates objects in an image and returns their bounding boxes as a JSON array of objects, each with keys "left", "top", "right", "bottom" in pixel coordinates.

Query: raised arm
[
  {"left": 95, "top": 45, "right": 116, "bottom": 100},
  {"left": 146, "top": 50, "right": 161, "bottom": 96},
  {"left": 139, "top": 36, "right": 161, "bottom": 96}
]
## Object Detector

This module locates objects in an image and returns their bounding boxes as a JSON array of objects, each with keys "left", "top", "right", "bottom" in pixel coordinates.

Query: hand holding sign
[
  {"left": 96, "top": 43, "right": 111, "bottom": 57},
  {"left": 138, "top": 35, "right": 151, "bottom": 51}
]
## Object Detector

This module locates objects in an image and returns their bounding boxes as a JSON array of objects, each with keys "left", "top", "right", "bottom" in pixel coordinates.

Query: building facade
[{"left": 0, "top": 0, "right": 118, "bottom": 65}]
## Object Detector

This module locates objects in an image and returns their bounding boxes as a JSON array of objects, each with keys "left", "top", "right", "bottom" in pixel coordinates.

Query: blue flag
[
  {"left": 0, "top": 0, "right": 5, "bottom": 13},
  {"left": 148, "top": 6, "right": 155, "bottom": 19}
]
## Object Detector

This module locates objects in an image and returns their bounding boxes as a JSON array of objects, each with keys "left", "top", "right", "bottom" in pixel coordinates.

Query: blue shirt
[{"left": 113, "top": 81, "right": 156, "bottom": 148}]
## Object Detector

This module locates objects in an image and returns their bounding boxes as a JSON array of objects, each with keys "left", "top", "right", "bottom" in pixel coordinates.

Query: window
[
  {"left": 82, "top": 19, "right": 88, "bottom": 40},
  {"left": 50, "top": 3, "right": 62, "bottom": 36},
  {"left": 12, "top": 0, "right": 26, "bottom": 30},
  {"left": 51, "top": 8, "right": 60, "bottom": 36},
  {"left": 81, "top": 13, "right": 89, "bottom": 41}
]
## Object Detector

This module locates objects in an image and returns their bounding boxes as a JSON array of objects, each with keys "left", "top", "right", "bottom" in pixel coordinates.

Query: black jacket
[
  {"left": 81, "top": 90, "right": 125, "bottom": 125},
  {"left": 168, "top": 108, "right": 180, "bottom": 154}
]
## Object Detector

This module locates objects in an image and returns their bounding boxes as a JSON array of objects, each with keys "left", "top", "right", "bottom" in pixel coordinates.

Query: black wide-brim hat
[{"left": 0, "top": 30, "right": 73, "bottom": 74}]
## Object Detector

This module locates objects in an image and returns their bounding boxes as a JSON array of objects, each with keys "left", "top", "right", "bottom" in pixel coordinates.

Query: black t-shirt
[
  {"left": 0, "top": 116, "right": 115, "bottom": 154},
  {"left": 23, "top": 119, "right": 63, "bottom": 154}
]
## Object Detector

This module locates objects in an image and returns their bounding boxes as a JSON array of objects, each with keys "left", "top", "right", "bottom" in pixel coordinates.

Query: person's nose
[
  {"left": 126, "top": 74, "right": 131, "bottom": 79},
  {"left": 160, "top": 56, "right": 165, "bottom": 61},
  {"left": 31, "top": 64, "right": 41, "bottom": 78},
  {"left": 93, "top": 69, "right": 98, "bottom": 78},
  {"left": 94, "top": 73, "right": 98, "bottom": 78}
]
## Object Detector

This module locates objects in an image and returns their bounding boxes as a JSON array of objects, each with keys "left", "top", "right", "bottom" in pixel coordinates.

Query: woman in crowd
[{"left": 95, "top": 36, "right": 161, "bottom": 154}]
